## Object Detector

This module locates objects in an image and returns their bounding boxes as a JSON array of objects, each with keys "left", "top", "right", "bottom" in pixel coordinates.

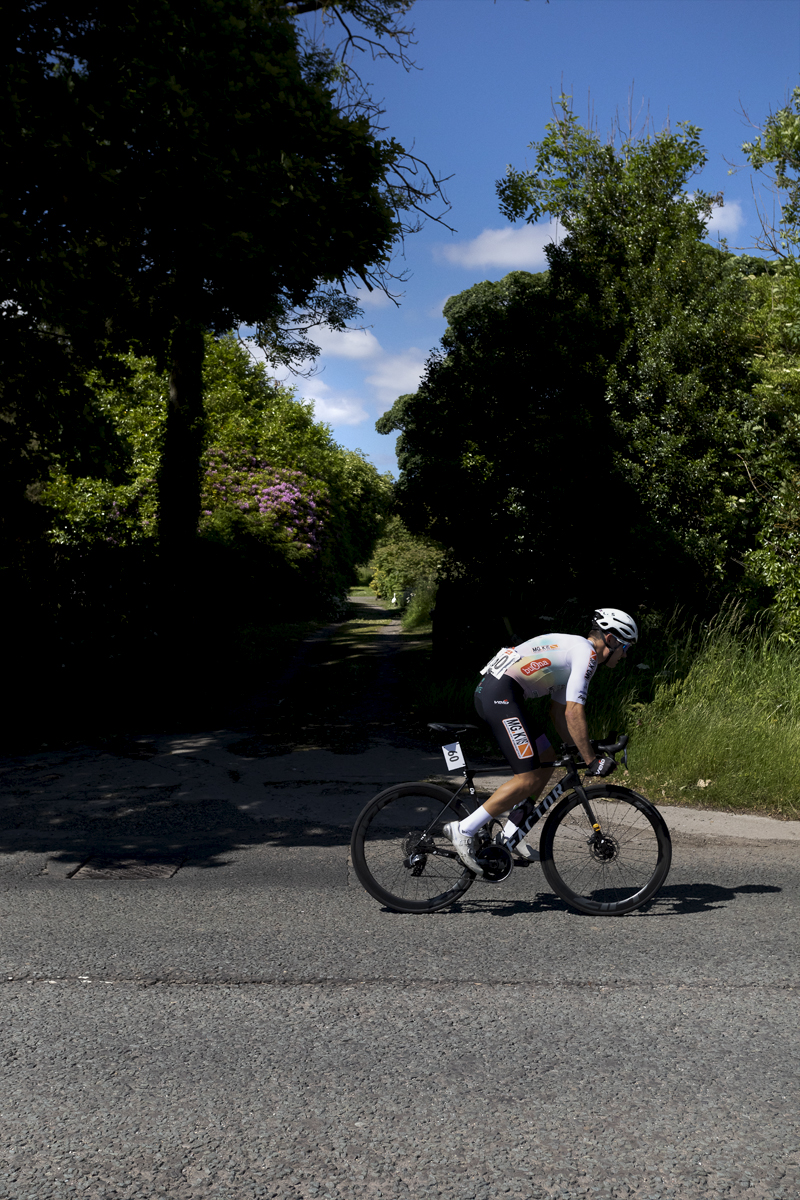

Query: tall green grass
[
  {"left": 623, "top": 607, "right": 800, "bottom": 815},
  {"left": 401, "top": 582, "right": 437, "bottom": 632}
]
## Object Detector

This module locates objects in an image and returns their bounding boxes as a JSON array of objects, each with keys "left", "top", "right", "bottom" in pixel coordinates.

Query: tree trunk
[{"left": 158, "top": 319, "right": 206, "bottom": 560}]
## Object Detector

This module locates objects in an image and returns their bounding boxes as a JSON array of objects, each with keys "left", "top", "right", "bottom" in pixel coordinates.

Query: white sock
[
  {"left": 503, "top": 821, "right": 521, "bottom": 842},
  {"left": 458, "top": 805, "right": 492, "bottom": 837}
]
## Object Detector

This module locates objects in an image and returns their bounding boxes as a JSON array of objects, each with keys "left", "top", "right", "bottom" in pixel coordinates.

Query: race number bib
[
  {"left": 442, "top": 741, "right": 466, "bottom": 772},
  {"left": 480, "top": 646, "right": 522, "bottom": 680}
]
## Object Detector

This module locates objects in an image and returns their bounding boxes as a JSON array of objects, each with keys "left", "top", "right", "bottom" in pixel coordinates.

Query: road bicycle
[{"left": 350, "top": 724, "right": 672, "bottom": 915}]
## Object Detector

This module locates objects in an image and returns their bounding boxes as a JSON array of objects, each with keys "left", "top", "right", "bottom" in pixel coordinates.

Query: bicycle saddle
[{"left": 427, "top": 722, "right": 479, "bottom": 733}]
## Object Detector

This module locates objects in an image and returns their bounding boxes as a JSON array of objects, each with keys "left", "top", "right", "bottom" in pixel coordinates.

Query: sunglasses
[{"left": 609, "top": 635, "right": 631, "bottom": 655}]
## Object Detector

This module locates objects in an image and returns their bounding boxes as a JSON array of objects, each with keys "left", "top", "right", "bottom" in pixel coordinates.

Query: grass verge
[{"left": 621, "top": 611, "right": 800, "bottom": 818}]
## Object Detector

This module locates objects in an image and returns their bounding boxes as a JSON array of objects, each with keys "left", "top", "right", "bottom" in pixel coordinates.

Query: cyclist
[{"left": 444, "top": 607, "right": 638, "bottom": 875}]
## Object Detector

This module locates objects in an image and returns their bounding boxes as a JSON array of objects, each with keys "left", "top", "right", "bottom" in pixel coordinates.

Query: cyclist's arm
[
  {"left": 550, "top": 699, "right": 594, "bottom": 765},
  {"left": 549, "top": 699, "right": 570, "bottom": 744}
]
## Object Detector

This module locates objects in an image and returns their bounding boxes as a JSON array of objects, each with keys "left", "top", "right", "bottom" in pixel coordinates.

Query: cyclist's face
[{"left": 605, "top": 634, "right": 628, "bottom": 668}]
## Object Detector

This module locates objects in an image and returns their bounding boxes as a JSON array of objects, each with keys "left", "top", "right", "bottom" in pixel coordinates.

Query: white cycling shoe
[{"left": 442, "top": 821, "right": 484, "bottom": 876}]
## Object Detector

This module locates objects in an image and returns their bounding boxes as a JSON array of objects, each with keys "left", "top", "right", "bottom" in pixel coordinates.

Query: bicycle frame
[
  {"left": 422, "top": 749, "right": 603, "bottom": 858},
  {"left": 500, "top": 756, "right": 602, "bottom": 850}
]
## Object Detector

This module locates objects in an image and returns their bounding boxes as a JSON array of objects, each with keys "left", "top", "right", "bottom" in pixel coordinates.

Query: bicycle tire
[
  {"left": 350, "top": 782, "right": 475, "bottom": 913},
  {"left": 539, "top": 784, "right": 672, "bottom": 915}
]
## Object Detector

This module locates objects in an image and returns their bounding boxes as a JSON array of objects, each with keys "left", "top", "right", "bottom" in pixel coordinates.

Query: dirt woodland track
[{"left": 1, "top": 595, "right": 798, "bottom": 1200}]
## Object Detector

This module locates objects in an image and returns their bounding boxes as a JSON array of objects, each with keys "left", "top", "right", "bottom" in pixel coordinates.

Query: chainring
[{"left": 475, "top": 842, "right": 514, "bottom": 883}]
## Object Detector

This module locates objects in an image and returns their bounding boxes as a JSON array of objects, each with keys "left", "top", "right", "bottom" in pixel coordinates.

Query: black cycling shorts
[{"left": 474, "top": 671, "right": 552, "bottom": 775}]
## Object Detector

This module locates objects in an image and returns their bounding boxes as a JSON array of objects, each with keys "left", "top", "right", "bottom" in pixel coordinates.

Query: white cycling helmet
[{"left": 592, "top": 607, "right": 639, "bottom": 644}]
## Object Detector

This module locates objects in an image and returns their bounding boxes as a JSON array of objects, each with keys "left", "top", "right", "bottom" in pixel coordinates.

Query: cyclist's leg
[{"left": 462, "top": 674, "right": 556, "bottom": 834}]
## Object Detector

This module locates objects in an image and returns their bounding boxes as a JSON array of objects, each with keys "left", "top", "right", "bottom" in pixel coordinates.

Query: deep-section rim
[
  {"left": 539, "top": 784, "right": 672, "bottom": 915},
  {"left": 350, "top": 781, "right": 475, "bottom": 913}
]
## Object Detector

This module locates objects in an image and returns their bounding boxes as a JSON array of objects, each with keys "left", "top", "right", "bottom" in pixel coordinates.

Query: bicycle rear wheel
[
  {"left": 540, "top": 785, "right": 671, "bottom": 915},
  {"left": 350, "top": 782, "right": 474, "bottom": 913}
]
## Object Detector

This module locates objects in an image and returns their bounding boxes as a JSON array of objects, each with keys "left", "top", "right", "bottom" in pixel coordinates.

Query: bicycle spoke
[
  {"left": 351, "top": 784, "right": 474, "bottom": 913},
  {"left": 541, "top": 789, "right": 671, "bottom": 915}
]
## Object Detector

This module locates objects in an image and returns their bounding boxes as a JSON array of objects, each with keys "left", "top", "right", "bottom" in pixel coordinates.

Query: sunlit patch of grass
[{"left": 620, "top": 606, "right": 800, "bottom": 816}]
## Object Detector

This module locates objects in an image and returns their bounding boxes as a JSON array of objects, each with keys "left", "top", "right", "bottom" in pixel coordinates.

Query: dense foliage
[
  {"left": 379, "top": 102, "right": 794, "bottom": 656},
  {"left": 740, "top": 267, "right": 800, "bottom": 637},
  {"left": 40, "top": 334, "right": 393, "bottom": 607},
  {"left": 742, "top": 85, "right": 800, "bottom": 260},
  {"left": 3, "top": 0, "right": 430, "bottom": 553},
  {"left": 368, "top": 516, "right": 442, "bottom": 628}
]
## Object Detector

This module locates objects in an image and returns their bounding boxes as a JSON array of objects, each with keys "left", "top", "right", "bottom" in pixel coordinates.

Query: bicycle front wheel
[
  {"left": 350, "top": 782, "right": 474, "bottom": 913},
  {"left": 540, "top": 785, "right": 672, "bottom": 915}
]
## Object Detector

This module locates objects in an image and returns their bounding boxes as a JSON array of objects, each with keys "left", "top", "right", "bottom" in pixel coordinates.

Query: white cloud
[
  {"left": 366, "top": 349, "right": 427, "bottom": 407},
  {"left": 311, "top": 325, "right": 382, "bottom": 360},
  {"left": 435, "top": 222, "right": 557, "bottom": 270},
  {"left": 241, "top": 328, "right": 423, "bottom": 427},
  {"left": 706, "top": 199, "right": 745, "bottom": 237},
  {"left": 300, "top": 379, "right": 369, "bottom": 426},
  {"left": 240, "top": 327, "right": 382, "bottom": 363}
]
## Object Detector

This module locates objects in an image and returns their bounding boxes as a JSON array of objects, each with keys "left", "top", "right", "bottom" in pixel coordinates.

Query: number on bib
[
  {"left": 442, "top": 741, "right": 466, "bottom": 772},
  {"left": 480, "top": 646, "right": 522, "bottom": 680}
]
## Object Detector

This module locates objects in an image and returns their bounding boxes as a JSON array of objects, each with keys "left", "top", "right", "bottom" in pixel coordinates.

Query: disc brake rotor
[{"left": 589, "top": 834, "right": 619, "bottom": 862}]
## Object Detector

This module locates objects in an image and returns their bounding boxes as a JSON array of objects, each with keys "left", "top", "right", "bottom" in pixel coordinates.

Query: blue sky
[{"left": 266, "top": 0, "right": 800, "bottom": 474}]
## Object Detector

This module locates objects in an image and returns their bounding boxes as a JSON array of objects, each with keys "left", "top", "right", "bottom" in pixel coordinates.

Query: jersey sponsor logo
[
  {"left": 520, "top": 657, "right": 552, "bottom": 677},
  {"left": 493, "top": 699, "right": 510, "bottom": 704},
  {"left": 502, "top": 716, "right": 534, "bottom": 759}
]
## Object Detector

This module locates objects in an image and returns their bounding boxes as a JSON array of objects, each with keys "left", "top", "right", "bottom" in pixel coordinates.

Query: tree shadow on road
[{"left": 0, "top": 814, "right": 353, "bottom": 877}]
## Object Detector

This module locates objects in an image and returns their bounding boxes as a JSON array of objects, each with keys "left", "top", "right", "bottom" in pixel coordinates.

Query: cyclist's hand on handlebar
[{"left": 584, "top": 755, "right": 618, "bottom": 778}]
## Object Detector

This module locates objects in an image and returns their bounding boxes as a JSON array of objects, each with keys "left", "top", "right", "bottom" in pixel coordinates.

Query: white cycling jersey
[{"left": 480, "top": 633, "right": 598, "bottom": 705}]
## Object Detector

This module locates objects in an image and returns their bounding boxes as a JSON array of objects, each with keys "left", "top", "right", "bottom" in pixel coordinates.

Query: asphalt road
[
  {"left": 1, "top": 600, "right": 798, "bottom": 1200},
  {"left": 2, "top": 829, "right": 799, "bottom": 1200}
]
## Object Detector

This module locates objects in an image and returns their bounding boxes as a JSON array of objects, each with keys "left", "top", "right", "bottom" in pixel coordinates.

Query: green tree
[
  {"left": 741, "top": 85, "right": 800, "bottom": 261},
  {"left": 376, "top": 270, "right": 594, "bottom": 629},
  {"left": 499, "top": 100, "right": 758, "bottom": 592},
  {"left": 740, "top": 264, "right": 800, "bottom": 637},
  {"left": 41, "top": 334, "right": 393, "bottom": 607},
  {"left": 380, "top": 101, "right": 763, "bottom": 654},
  {"left": 368, "top": 516, "right": 442, "bottom": 602},
  {"left": 4, "top": 0, "right": 433, "bottom": 556}
]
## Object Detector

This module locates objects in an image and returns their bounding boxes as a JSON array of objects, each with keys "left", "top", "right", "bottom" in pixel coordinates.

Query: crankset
[{"left": 475, "top": 842, "right": 514, "bottom": 883}]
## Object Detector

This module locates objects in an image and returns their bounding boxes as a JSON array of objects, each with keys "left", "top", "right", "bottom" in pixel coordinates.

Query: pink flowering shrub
[{"left": 198, "top": 447, "right": 326, "bottom": 564}]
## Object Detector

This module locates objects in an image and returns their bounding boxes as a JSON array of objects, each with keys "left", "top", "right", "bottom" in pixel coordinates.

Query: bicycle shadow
[
  {"left": 445, "top": 880, "right": 782, "bottom": 918},
  {"left": 636, "top": 880, "right": 781, "bottom": 916}
]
